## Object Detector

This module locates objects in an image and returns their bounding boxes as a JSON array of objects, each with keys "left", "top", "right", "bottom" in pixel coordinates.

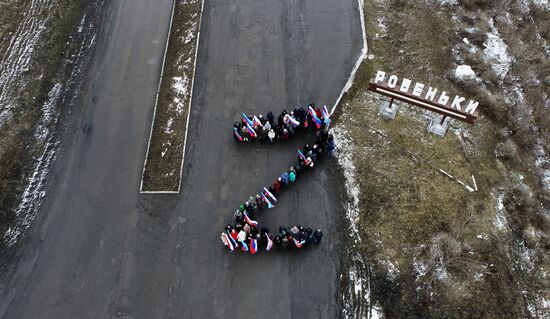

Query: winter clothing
[
  {"left": 281, "top": 172, "right": 289, "bottom": 186},
  {"left": 289, "top": 171, "right": 296, "bottom": 183},
  {"left": 272, "top": 180, "right": 282, "bottom": 193}
]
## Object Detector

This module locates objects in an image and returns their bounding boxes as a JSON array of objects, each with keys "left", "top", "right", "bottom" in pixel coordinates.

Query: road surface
[{"left": 0, "top": 0, "right": 362, "bottom": 317}]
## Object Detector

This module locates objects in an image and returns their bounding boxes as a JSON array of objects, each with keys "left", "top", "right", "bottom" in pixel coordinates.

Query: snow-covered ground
[
  {"left": 1, "top": 1, "right": 103, "bottom": 247},
  {"left": 0, "top": 0, "right": 55, "bottom": 124}
]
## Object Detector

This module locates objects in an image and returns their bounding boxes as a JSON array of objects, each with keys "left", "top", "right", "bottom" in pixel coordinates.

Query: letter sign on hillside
[{"left": 368, "top": 70, "right": 480, "bottom": 124}]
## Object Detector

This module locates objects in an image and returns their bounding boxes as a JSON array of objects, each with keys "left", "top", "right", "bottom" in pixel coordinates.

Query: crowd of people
[
  {"left": 222, "top": 104, "right": 337, "bottom": 253},
  {"left": 233, "top": 103, "right": 332, "bottom": 143}
]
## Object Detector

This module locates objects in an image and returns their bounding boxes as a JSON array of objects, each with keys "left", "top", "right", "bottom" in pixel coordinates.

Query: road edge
[{"left": 330, "top": 0, "right": 367, "bottom": 116}]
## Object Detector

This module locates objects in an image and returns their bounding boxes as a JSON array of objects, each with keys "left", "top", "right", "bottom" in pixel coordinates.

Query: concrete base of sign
[
  {"left": 378, "top": 100, "right": 399, "bottom": 120},
  {"left": 427, "top": 117, "right": 449, "bottom": 137}
]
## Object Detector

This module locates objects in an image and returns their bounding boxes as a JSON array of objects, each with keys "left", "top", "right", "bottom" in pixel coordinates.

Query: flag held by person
[
  {"left": 298, "top": 150, "right": 307, "bottom": 162},
  {"left": 246, "top": 123, "right": 257, "bottom": 138},
  {"left": 265, "top": 233, "right": 273, "bottom": 251},
  {"left": 243, "top": 211, "right": 258, "bottom": 227},
  {"left": 233, "top": 127, "right": 243, "bottom": 141},
  {"left": 250, "top": 238, "right": 258, "bottom": 254},
  {"left": 308, "top": 106, "right": 322, "bottom": 129},
  {"left": 261, "top": 192, "right": 275, "bottom": 209},
  {"left": 227, "top": 230, "right": 239, "bottom": 249},
  {"left": 288, "top": 115, "right": 300, "bottom": 127},
  {"left": 241, "top": 240, "right": 249, "bottom": 252},
  {"left": 221, "top": 233, "right": 234, "bottom": 251},
  {"left": 293, "top": 237, "right": 305, "bottom": 248},
  {"left": 253, "top": 115, "right": 263, "bottom": 127},
  {"left": 242, "top": 113, "right": 254, "bottom": 126},
  {"left": 263, "top": 187, "right": 277, "bottom": 203},
  {"left": 322, "top": 105, "right": 331, "bottom": 125}
]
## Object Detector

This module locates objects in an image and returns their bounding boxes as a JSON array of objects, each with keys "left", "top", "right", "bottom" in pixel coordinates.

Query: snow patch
[
  {"left": 493, "top": 192, "right": 508, "bottom": 230},
  {"left": 455, "top": 64, "right": 477, "bottom": 79},
  {"left": 483, "top": 23, "right": 512, "bottom": 78},
  {"left": 332, "top": 126, "right": 360, "bottom": 235},
  {"left": 172, "top": 76, "right": 190, "bottom": 114}
]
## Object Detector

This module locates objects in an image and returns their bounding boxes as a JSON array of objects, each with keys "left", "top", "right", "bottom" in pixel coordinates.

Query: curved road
[{"left": 1, "top": 0, "right": 361, "bottom": 317}]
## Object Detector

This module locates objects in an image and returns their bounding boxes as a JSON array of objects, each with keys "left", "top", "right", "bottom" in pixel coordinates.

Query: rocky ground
[{"left": 336, "top": 0, "right": 549, "bottom": 318}]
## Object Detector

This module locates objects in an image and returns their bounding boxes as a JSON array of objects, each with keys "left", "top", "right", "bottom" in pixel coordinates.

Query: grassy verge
[
  {"left": 337, "top": 0, "right": 550, "bottom": 317},
  {"left": 140, "top": 0, "right": 202, "bottom": 192},
  {"left": 0, "top": 0, "right": 82, "bottom": 237}
]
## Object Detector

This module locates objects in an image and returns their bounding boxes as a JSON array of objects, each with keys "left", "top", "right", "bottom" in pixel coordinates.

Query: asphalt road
[{"left": 0, "top": 0, "right": 361, "bottom": 318}]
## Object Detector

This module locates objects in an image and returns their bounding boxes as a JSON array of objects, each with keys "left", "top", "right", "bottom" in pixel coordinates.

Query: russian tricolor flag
[
  {"left": 246, "top": 123, "right": 257, "bottom": 138},
  {"left": 242, "top": 113, "right": 254, "bottom": 126},
  {"left": 293, "top": 237, "right": 305, "bottom": 248},
  {"left": 261, "top": 192, "right": 275, "bottom": 209},
  {"left": 250, "top": 238, "right": 258, "bottom": 254},
  {"left": 253, "top": 115, "right": 263, "bottom": 127},
  {"left": 322, "top": 105, "right": 331, "bottom": 125},
  {"left": 243, "top": 211, "right": 258, "bottom": 227},
  {"left": 309, "top": 106, "right": 322, "bottom": 129},
  {"left": 221, "top": 233, "right": 234, "bottom": 251},
  {"left": 241, "top": 240, "right": 249, "bottom": 252},
  {"left": 263, "top": 187, "right": 277, "bottom": 203},
  {"left": 227, "top": 230, "right": 239, "bottom": 249},
  {"left": 233, "top": 127, "right": 243, "bottom": 141},
  {"left": 265, "top": 233, "right": 273, "bottom": 251},
  {"left": 298, "top": 150, "right": 307, "bottom": 162},
  {"left": 289, "top": 115, "right": 300, "bottom": 127}
]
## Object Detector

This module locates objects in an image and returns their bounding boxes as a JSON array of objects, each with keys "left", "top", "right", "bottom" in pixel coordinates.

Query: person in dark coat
[
  {"left": 278, "top": 113, "right": 285, "bottom": 127},
  {"left": 274, "top": 235, "right": 282, "bottom": 246},
  {"left": 321, "top": 131, "right": 329, "bottom": 143},
  {"left": 233, "top": 209, "right": 244, "bottom": 223},
  {"left": 313, "top": 229, "right": 323, "bottom": 243},
  {"left": 281, "top": 236, "right": 289, "bottom": 250},
  {"left": 313, "top": 144, "right": 323, "bottom": 160},
  {"left": 305, "top": 234, "right": 315, "bottom": 246},
  {"left": 267, "top": 111, "right": 274, "bottom": 125},
  {"left": 295, "top": 163, "right": 303, "bottom": 176},
  {"left": 326, "top": 134, "right": 335, "bottom": 157}
]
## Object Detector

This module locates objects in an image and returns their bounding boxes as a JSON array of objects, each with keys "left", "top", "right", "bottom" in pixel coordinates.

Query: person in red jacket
[{"left": 272, "top": 179, "right": 282, "bottom": 193}]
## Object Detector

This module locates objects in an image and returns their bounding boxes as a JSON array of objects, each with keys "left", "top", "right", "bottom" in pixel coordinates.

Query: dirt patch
[
  {"left": 336, "top": 0, "right": 550, "bottom": 317},
  {"left": 140, "top": 0, "right": 202, "bottom": 192}
]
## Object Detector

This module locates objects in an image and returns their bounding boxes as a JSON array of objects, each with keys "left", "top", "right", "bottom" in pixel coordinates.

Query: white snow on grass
[
  {"left": 438, "top": 0, "right": 457, "bottom": 5},
  {"left": 0, "top": 0, "right": 56, "bottom": 124},
  {"left": 332, "top": 125, "right": 360, "bottom": 235},
  {"left": 531, "top": 0, "right": 550, "bottom": 9},
  {"left": 455, "top": 64, "right": 477, "bottom": 80},
  {"left": 3, "top": 82, "right": 62, "bottom": 246},
  {"left": 493, "top": 191, "right": 508, "bottom": 230},
  {"left": 2, "top": 6, "right": 102, "bottom": 246},
  {"left": 172, "top": 76, "right": 190, "bottom": 114},
  {"left": 483, "top": 22, "right": 512, "bottom": 78}
]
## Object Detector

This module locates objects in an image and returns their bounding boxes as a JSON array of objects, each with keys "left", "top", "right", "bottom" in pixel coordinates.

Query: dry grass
[
  {"left": 0, "top": 0, "right": 82, "bottom": 235},
  {"left": 337, "top": 0, "right": 550, "bottom": 317},
  {"left": 141, "top": 0, "right": 202, "bottom": 192}
]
